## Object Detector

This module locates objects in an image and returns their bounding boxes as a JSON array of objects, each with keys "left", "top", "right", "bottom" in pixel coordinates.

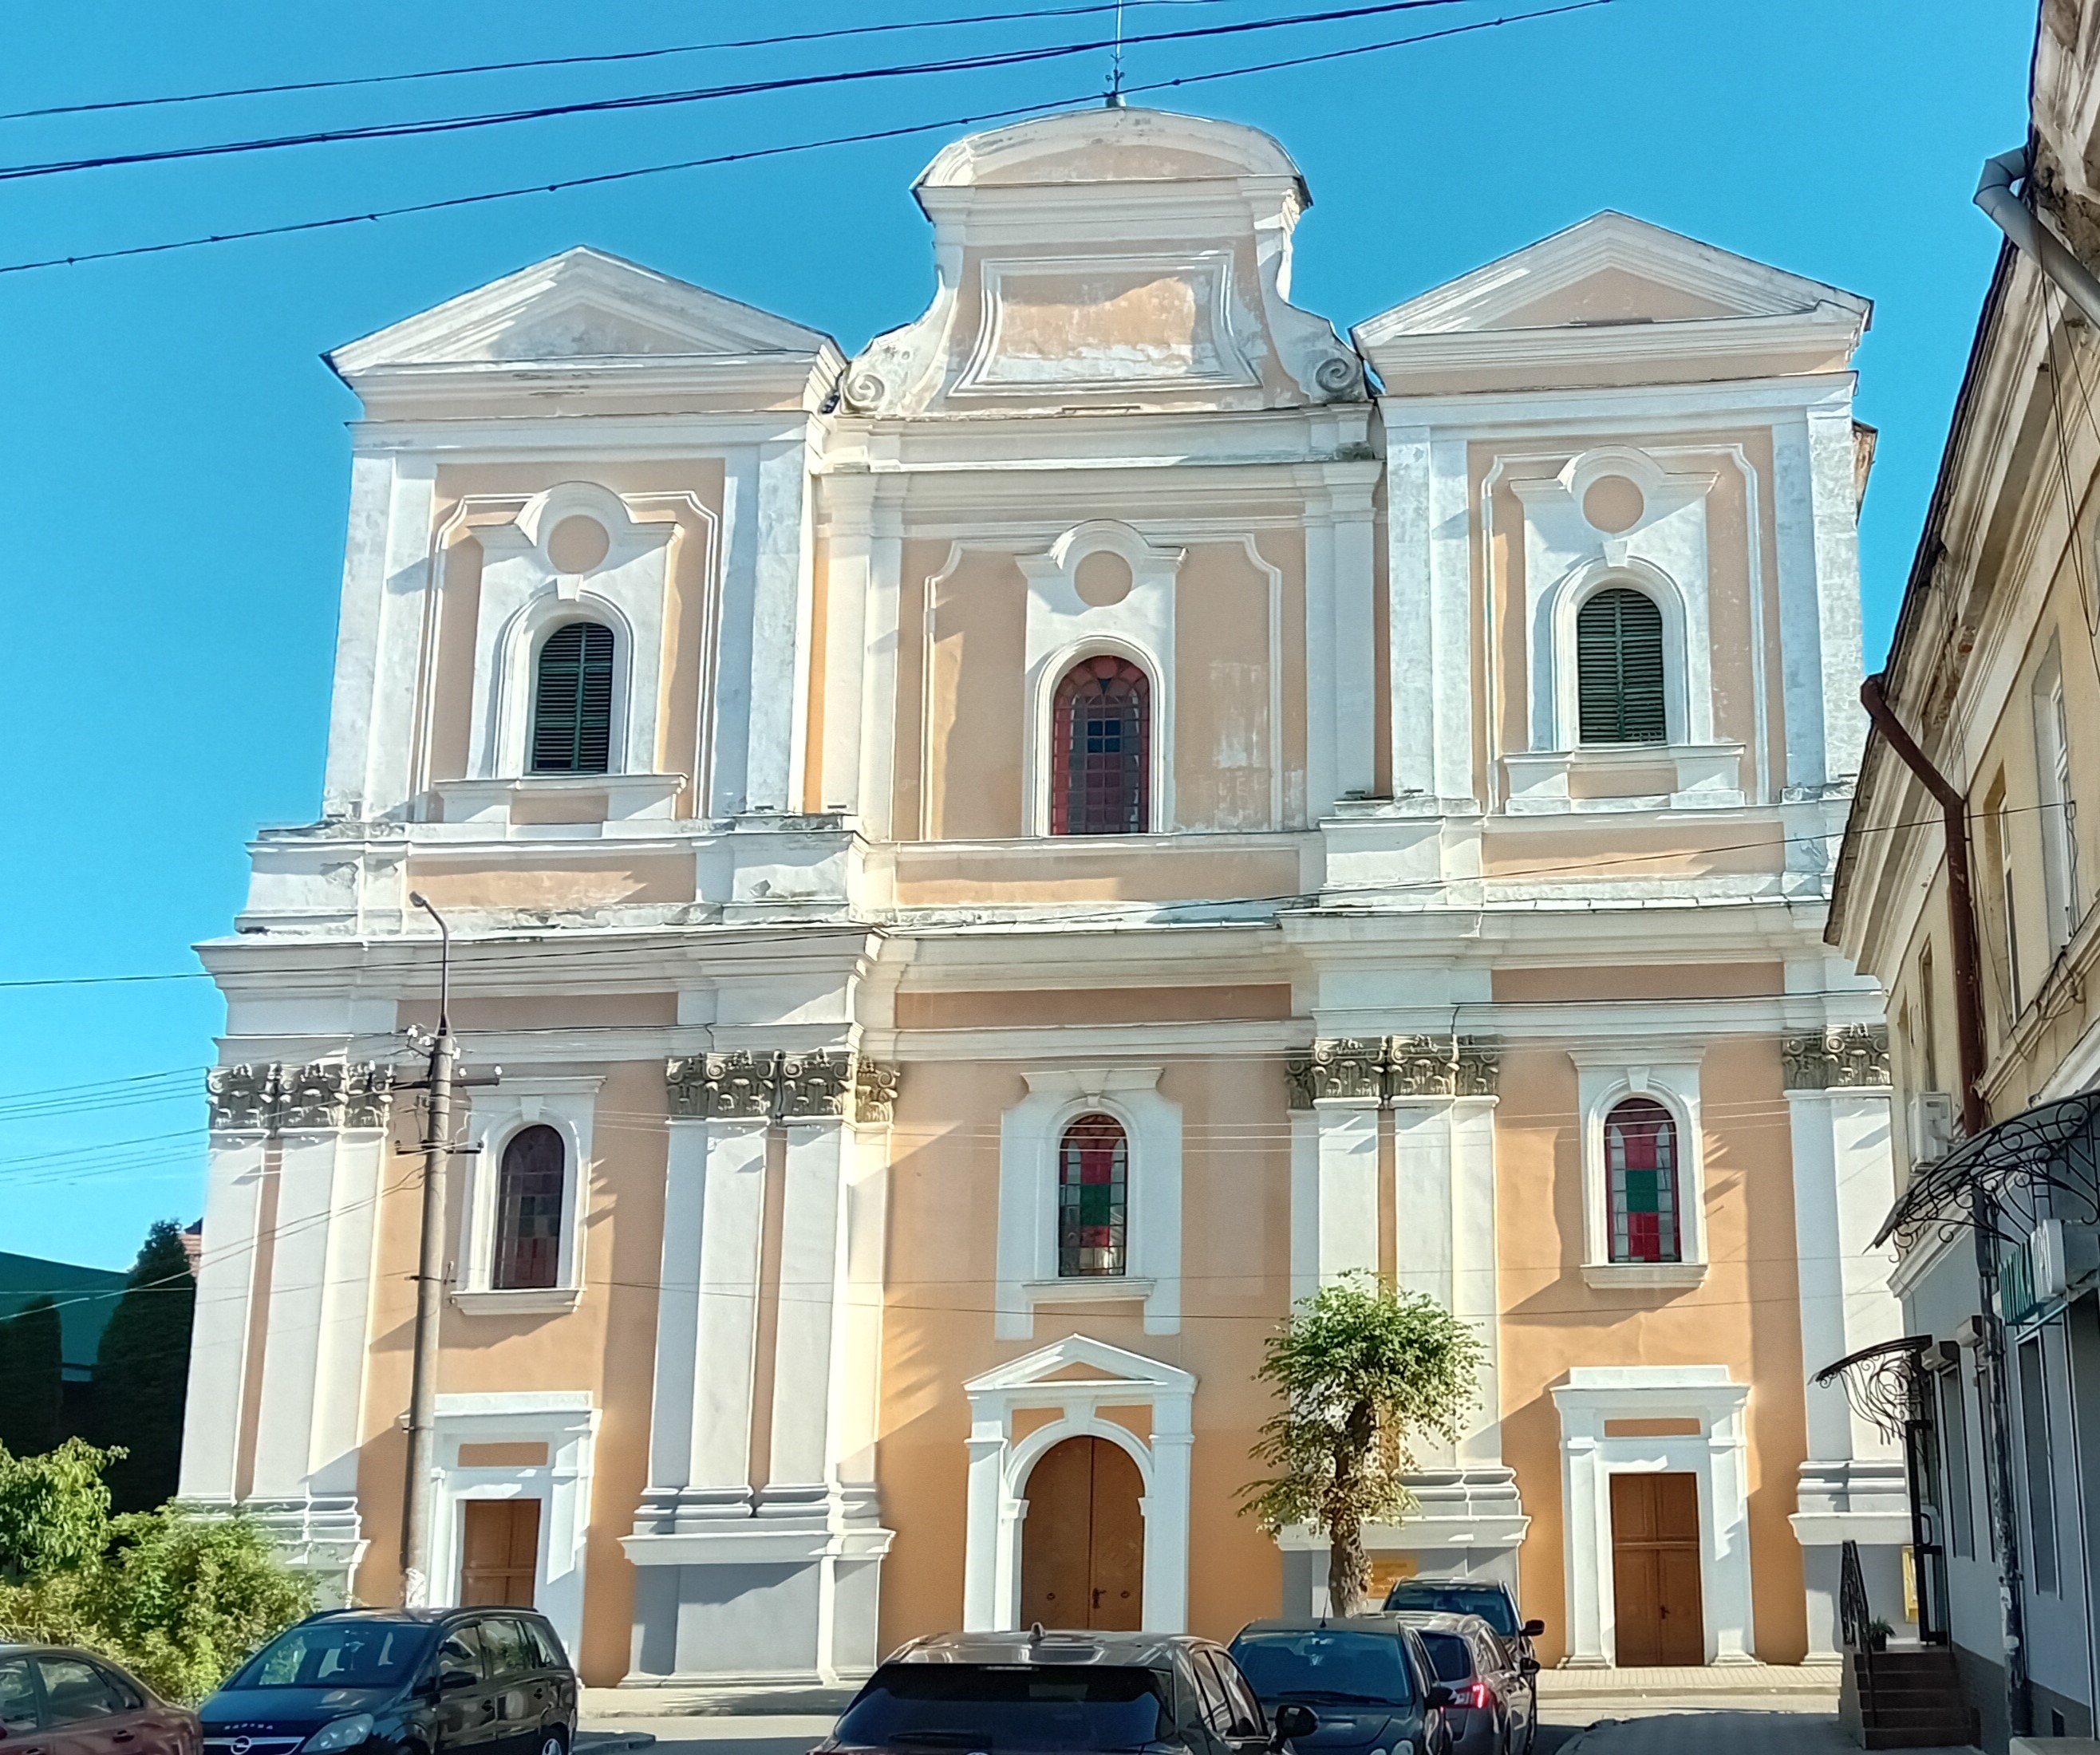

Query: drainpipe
[
  {"left": 1857, "top": 673, "right": 2028, "bottom": 1739},
  {"left": 1976, "top": 146, "right": 2100, "bottom": 328}
]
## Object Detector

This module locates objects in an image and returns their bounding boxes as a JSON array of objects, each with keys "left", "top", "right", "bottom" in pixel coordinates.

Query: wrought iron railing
[{"left": 1840, "top": 1538, "right": 1872, "bottom": 1653}]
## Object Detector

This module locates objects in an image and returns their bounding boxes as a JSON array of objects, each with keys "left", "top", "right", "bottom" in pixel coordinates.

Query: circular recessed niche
[
  {"left": 547, "top": 515, "right": 611, "bottom": 574},
  {"left": 1581, "top": 475, "right": 1645, "bottom": 535},
  {"left": 1073, "top": 549, "right": 1135, "bottom": 607}
]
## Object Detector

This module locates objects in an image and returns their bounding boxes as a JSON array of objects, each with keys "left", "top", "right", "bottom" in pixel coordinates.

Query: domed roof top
[{"left": 916, "top": 105, "right": 1306, "bottom": 198}]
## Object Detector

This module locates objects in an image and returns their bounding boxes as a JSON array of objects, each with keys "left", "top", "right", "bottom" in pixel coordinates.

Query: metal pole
[
  {"left": 401, "top": 891, "right": 455, "bottom": 1607},
  {"left": 1973, "top": 1197, "right": 2031, "bottom": 1738}
]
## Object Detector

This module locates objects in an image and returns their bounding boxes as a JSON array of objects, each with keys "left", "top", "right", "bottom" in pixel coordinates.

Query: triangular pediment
[
  {"left": 965, "top": 1334, "right": 1195, "bottom": 1397},
  {"left": 330, "top": 246, "right": 835, "bottom": 374},
  {"left": 1354, "top": 211, "right": 1869, "bottom": 345}
]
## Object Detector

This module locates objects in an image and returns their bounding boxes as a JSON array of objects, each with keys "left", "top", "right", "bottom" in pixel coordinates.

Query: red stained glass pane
[
  {"left": 1050, "top": 657, "right": 1150, "bottom": 835},
  {"left": 1605, "top": 1097, "right": 1679, "bottom": 1264},
  {"left": 495, "top": 1123, "right": 566, "bottom": 1290},
  {"left": 1058, "top": 1113, "right": 1128, "bottom": 1276}
]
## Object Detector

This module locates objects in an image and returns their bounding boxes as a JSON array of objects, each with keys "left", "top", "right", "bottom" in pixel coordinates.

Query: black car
[
  {"left": 1378, "top": 1582, "right": 1543, "bottom": 1665},
  {"left": 203, "top": 1608, "right": 577, "bottom": 1755},
  {"left": 1230, "top": 1619, "right": 1453, "bottom": 1755},
  {"left": 1388, "top": 1615, "right": 1533, "bottom": 1755},
  {"left": 819, "top": 1627, "right": 1315, "bottom": 1755}
]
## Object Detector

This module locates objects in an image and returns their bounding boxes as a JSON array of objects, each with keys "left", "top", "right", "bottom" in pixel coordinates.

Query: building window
[
  {"left": 2036, "top": 665, "right": 2082, "bottom": 951},
  {"left": 493, "top": 1126, "right": 566, "bottom": 1291},
  {"left": 1052, "top": 657, "right": 1150, "bottom": 834},
  {"left": 2019, "top": 1335, "right": 2059, "bottom": 1593},
  {"left": 1058, "top": 1114, "right": 1129, "bottom": 1276},
  {"left": 530, "top": 622, "right": 615, "bottom": 775},
  {"left": 1576, "top": 587, "right": 1667, "bottom": 745},
  {"left": 1937, "top": 1367, "right": 1975, "bottom": 1560},
  {"left": 1606, "top": 1098, "right": 1680, "bottom": 1263}
]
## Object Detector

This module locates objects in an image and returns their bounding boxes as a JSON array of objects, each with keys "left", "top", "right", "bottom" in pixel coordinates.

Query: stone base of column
[
  {"left": 181, "top": 1495, "right": 366, "bottom": 1602},
  {"left": 622, "top": 1485, "right": 893, "bottom": 1686},
  {"left": 1277, "top": 1469, "right": 1530, "bottom": 1614}
]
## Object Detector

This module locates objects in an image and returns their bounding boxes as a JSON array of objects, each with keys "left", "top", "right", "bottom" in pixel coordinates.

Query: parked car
[
  {"left": 201, "top": 1608, "right": 576, "bottom": 1755},
  {"left": 1388, "top": 1615, "right": 1534, "bottom": 1755},
  {"left": 1229, "top": 1618, "right": 1454, "bottom": 1755},
  {"left": 0, "top": 1645, "right": 200, "bottom": 1755},
  {"left": 817, "top": 1628, "right": 1314, "bottom": 1755},
  {"left": 1379, "top": 1581, "right": 1544, "bottom": 1665}
]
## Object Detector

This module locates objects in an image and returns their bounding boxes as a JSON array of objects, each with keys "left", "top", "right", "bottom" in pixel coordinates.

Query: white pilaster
[
  {"left": 1387, "top": 428, "right": 1437, "bottom": 803},
  {"left": 819, "top": 475, "right": 876, "bottom": 817},
  {"left": 322, "top": 452, "right": 397, "bottom": 818},
  {"left": 358, "top": 456, "right": 438, "bottom": 818},
  {"left": 768, "top": 1120, "right": 855, "bottom": 1489},
  {"left": 855, "top": 499, "right": 905, "bottom": 840},
  {"left": 1289, "top": 1103, "right": 1380, "bottom": 1301},
  {"left": 177, "top": 1133, "right": 266, "bottom": 1504},
  {"left": 744, "top": 437, "right": 815, "bottom": 813},
  {"left": 1805, "top": 403, "right": 1869, "bottom": 784}
]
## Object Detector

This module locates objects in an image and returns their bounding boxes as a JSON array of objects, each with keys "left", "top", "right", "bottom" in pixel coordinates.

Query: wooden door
[
  {"left": 1609, "top": 1473, "right": 1703, "bottom": 1665},
  {"left": 460, "top": 1499, "right": 541, "bottom": 1607},
  {"left": 1019, "top": 1437, "right": 1145, "bottom": 1630}
]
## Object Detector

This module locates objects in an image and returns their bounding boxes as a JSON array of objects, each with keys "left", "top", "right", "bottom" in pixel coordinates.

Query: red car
[{"left": 0, "top": 1646, "right": 199, "bottom": 1755}]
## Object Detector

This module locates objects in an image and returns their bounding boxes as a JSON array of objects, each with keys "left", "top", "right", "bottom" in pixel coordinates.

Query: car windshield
[
  {"left": 1230, "top": 1631, "right": 1415, "bottom": 1706},
  {"left": 833, "top": 1662, "right": 1172, "bottom": 1752},
  {"left": 1415, "top": 1634, "right": 1474, "bottom": 1685},
  {"left": 227, "top": 1621, "right": 433, "bottom": 1690},
  {"left": 1381, "top": 1587, "right": 1517, "bottom": 1638}
]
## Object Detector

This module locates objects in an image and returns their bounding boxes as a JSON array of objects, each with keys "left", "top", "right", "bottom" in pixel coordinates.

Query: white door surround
[
  {"left": 426, "top": 1391, "right": 600, "bottom": 1662},
  {"left": 963, "top": 1335, "right": 1195, "bottom": 1634},
  {"left": 1552, "top": 1366, "right": 1755, "bottom": 1667}
]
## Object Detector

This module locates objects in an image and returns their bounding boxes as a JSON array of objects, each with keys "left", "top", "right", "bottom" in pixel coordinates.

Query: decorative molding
[
  {"left": 1284, "top": 1036, "right": 1501, "bottom": 1109},
  {"left": 207, "top": 1063, "right": 394, "bottom": 1134},
  {"left": 665, "top": 1051, "right": 903, "bottom": 1124},
  {"left": 1782, "top": 1025, "right": 1892, "bottom": 1091}
]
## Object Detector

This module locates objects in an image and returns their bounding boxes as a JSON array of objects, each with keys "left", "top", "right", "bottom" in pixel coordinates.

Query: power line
[
  {"left": 0, "top": 0, "right": 1514, "bottom": 188},
  {"left": 0, "top": 2, "right": 1242, "bottom": 125}
]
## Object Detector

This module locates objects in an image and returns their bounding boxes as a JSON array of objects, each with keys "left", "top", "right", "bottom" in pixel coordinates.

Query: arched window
[
  {"left": 530, "top": 621, "right": 616, "bottom": 775},
  {"left": 1051, "top": 657, "right": 1150, "bottom": 835},
  {"left": 493, "top": 1124, "right": 566, "bottom": 1290},
  {"left": 1605, "top": 1098, "right": 1680, "bottom": 1263},
  {"left": 1058, "top": 1114, "right": 1129, "bottom": 1277},
  {"left": 1576, "top": 587, "right": 1666, "bottom": 745}
]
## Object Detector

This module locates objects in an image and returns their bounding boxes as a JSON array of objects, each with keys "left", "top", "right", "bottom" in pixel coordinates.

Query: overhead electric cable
[
  {"left": 0, "top": 0, "right": 1531, "bottom": 187},
  {"left": 0, "top": 0, "right": 1244, "bottom": 124},
  {"left": 0, "top": 2, "right": 1607, "bottom": 274}
]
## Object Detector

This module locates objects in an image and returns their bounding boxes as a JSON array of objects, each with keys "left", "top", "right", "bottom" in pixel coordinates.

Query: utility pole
[{"left": 398, "top": 892, "right": 498, "bottom": 1607}]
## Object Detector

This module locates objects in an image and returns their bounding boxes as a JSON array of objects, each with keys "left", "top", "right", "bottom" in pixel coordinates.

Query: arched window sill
[
  {"left": 451, "top": 1286, "right": 583, "bottom": 1317},
  {"left": 1581, "top": 1262, "right": 1707, "bottom": 1291},
  {"left": 1024, "top": 1276, "right": 1157, "bottom": 1305}
]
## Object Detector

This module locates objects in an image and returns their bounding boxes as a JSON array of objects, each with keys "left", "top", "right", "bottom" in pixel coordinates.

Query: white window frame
[
  {"left": 2034, "top": 646, "right": 2082, "bottom": 954},
  {"left": 456, "top": 1075, "right": 601, "bottom": 1315},
  {"left": 1569, "top": 1046, "right": 1708, "bottom": 1288},
  {"left": 995, "top": 1067, "right": 1182, "bottom": 1338},
  {"left": 1019, "top": 521, "right": 1182, "bottom": 836}
]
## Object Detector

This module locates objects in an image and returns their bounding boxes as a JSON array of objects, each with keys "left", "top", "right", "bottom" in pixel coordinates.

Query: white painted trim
[
  {"left": 458, "top": 1075, "right": 601, "bottom": 1301},
  {"left": 995, "top": 1067, "right": 1182, "bottom": 1337},
  {"left": 1569, "top": 1047, "right": 1709, "bottom": 1271},
  {"left": 962, "top": 1334, "right": 1196, "bottom": 1635},
  {"left": 1551, "top": 1366, "right": 1755, "bottom": 1666},
  {"left": 426, "top": 1391, "right": 600, "bottom": 1663}
]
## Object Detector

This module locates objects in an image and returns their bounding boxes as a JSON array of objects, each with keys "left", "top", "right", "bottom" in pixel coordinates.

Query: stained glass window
[
  {"left": 494, "top": 1123, "right": 566, "bottom": 1290},
  {"left": 1058, "top": 1113, "right": 1128, "bottom": 1277},
  {"left": 1605, "top": 1097, "right": 1680, "bottom": 1264},
  {"left": 1051, "top": 657, "right": 1150, "bottom": 835}
]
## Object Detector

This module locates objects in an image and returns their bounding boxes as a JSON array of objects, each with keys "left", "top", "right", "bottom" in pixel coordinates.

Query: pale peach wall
[
  {"left": 891, "top": 844, "right": 1301, "bottom": 905},
  {"left": 1493, "top": 1035, "right": 1810, "bottom": 1664},
  {"left": 896, "top": 985, "right": 1292, "bottom": 1030},
  {"left": 405, "top": 857, "right": 696, "bottom": 910},
  {"left": 350, "top": 1058, "right": 671, "bottom": 1686},
  {"left": 1174, "top": 542, "right": 1278, "bottom": 831},
  {"left": 875, "top": 1052, "right": 1294, "bottom": 1651},
  {"left": 1499, "top": 268, "right": 1734, "bottom": 328},
  {"left": 1492, "top": 962, "right": 1784, "bottom": 1003},
  {"left": 926, "top": 550, "right": 1028, "bottom": 838},
  {"left": 1480, "top": 822, "right": 1785, "bottom": 881}
]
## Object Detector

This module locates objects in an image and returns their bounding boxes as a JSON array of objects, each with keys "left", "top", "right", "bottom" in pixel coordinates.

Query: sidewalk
[{"left": 1539, "top": 1662, "right": 1842, "bottom": 1706}]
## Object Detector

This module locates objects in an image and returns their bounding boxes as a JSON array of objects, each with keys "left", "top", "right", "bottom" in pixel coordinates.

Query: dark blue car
[{"left": 1230, "top": 1619, "right": 1454, "bottom": 1755}]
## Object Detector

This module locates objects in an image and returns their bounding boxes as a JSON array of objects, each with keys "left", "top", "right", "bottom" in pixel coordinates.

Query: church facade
[{"left": 181, "top": 105, "right": 1905, "bottom": 1685}]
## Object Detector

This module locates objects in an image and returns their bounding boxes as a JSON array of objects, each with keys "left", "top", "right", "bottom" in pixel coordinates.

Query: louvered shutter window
[
  {"left": 1575, "top": 587, "right": 1667, "bottom": 744},
  {"left": 530, "top": 622, "right": 615, "bottom": 774}
]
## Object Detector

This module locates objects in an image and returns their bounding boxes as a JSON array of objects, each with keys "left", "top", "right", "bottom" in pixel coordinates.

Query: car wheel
[{"left": 538, "top": 1733, "right": 567, "bottom": 1755}]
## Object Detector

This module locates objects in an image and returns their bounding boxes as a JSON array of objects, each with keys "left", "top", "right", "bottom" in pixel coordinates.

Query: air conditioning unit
[{"left": 1909, "top": 1091, "right": 1956, "bottom": 1166}]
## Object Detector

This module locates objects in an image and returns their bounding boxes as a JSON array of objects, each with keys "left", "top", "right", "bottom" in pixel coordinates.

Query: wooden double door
[
  {"left": 460, "top": 1498, "right": 542, "bottom": 1607},
  {"left": 1610, "top": 1473, "right": 1703, "bottom": 1666},
  {"left": 1019, "top": 1436, "right": 1144, "bottom": 1630}
]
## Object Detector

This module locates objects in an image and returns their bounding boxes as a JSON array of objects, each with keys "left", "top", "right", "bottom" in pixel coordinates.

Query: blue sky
[{"left": 0, "top": 0, "right": 2035, "bottom": 1267}]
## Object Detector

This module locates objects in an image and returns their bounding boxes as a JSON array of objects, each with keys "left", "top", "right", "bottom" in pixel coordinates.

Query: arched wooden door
[{"left": 1019, "top": 1436, "right": 1145, "bottom": 1630}]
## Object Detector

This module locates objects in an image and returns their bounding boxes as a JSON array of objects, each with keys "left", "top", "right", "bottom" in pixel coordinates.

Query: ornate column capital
[
  {"left": 1284, "top": 1035, "right": 1500, "bottom": 1109},
  {"left": 1781, "top": 1025, "right": 1891, "bottom": 1091},
  {"left": 206, "top": 1062, "right": 394, "bottom": 1133},
  {"left": 665, "top": 1050, "right": 903, "bottom": 1124}
]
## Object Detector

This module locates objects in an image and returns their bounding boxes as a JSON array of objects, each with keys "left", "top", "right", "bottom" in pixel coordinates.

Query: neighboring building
[
  {"left": 1826, "top": 6, "right": 2100, "bottom": 1749},
  {"left": 181, "top": 105, "right": 1905, "bottom": 1687},
  {"left": 0, "top": 1248, "right": 128, "bottom": 1391}
]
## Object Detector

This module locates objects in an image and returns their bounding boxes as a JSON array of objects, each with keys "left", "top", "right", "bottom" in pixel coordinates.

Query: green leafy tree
[
  {"left": 1239, "top": 1274, "right": 1484, "bottom": 1616},
  {"left": 93, "top": 1222, "right": 196, "bottom": 1512},
  {"left": 0, "top": 1299, "right": 64, "bottom": 1457},
  {"left": 0, "top": 1438, "right": 310, "bottom": 1702}
]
